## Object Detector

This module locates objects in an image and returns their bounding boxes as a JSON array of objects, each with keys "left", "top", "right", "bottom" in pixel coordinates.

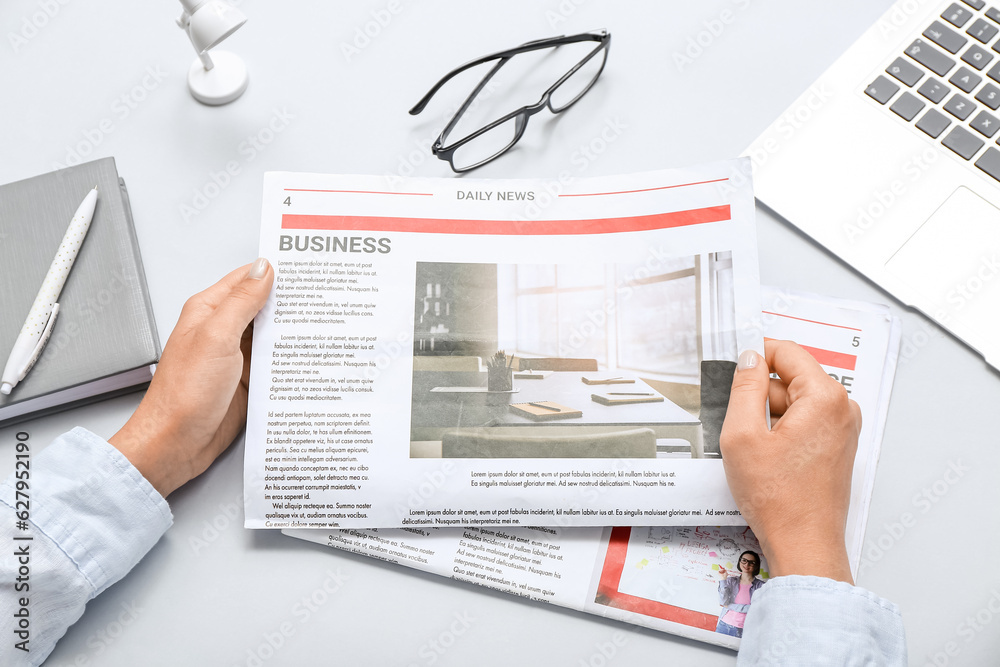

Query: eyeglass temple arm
[{"left": 409, "top": 33, "right": 598, "bottom": 115}]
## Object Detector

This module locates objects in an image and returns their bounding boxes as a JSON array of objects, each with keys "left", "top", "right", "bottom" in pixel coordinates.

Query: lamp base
[{"left": 187, "top": 51, "right": 248, "bottom": 106}]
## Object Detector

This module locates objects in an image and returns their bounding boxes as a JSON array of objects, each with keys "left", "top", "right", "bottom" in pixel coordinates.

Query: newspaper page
[
  {"left": 245, "top": 160, "right": 763, "bottom": 528},
  {"left": 284, "top": 288, "right": 902, "bottom": 650}
]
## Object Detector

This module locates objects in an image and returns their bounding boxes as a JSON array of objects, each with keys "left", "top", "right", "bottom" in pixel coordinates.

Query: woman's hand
[
  {"left": 109, "top": 259, "right": 273, "bottom": 497},
  {"left": 720, "top": 339, "right": 861, "bottom": 584}
]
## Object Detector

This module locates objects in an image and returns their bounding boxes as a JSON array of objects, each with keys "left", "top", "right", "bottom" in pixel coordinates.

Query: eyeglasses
[
  {"left": 409, "top": 30, "right": 611, "bottom": 173},
  {"left": 739, "top": 558, "right": 757, "bottom": 566}
]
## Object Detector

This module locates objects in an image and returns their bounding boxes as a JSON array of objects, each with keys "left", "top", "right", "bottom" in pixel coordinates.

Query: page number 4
[{"left": 283, "top": 197, "right": 291, "bottom": 206}]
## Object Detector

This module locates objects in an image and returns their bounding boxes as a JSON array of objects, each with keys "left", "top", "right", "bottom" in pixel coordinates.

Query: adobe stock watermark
[
  {"left": 544, "top": 0, "right": 589, "bottom": 29},
  {"left": 510, "top": 115, "right": 628, "bottom": 224},
  {"left": 857, "top": 459, "right": 970, "bottom": 577},
  {"left": 51, "top": 65, "right": 168, "bottom": 170},
  {"left": 339, "top": 0, "right": 404, "bottom": 63},
  {"left": 672, "top": 0, "right": 753, "bottom": 72},
  {"left": 405, "top": 610, "right": 476, "bottom": 667},
  {"left": 554, "top": 241, "right": 682, "bottom": 359},
  {"left": 51, "top": 600, "right": 144, "bottom": 666},
  {"left": 755, "top": 619, "right": 804, "bottom": 663},
  {"left": 188, "top": 493, "right": 246, "bottom": 556},
  {"left": 384, "top": 81, "right": 501, "bottom": 186},
  {"left": 179, "top": 107, "right": 295, "bottom": 224},
  {"left": 842, "top": 147, "right": 938, "bottom": 244},
  {"left": 725, "top": 82, "right": 834, "bottom": 198},
  {"left": 31, "top": 269, "right": 138, "bottom": 375},
  {"left": 8, "top": 0, "right": 72, "bottom": 54},
  {"left": 924, "top": 589, "right": 1000, "bottom": 666},
  {"left": 945, "top": 253, "right": 1000, "bottom": 312},
  {"left": 576, "top": 630, "right": 629, "bottom": 667},
  {"left": 236, "top": 568, "right": 350, "bottom": 667},
  {"left": 392, "top": 460, "right": 459, "bottom": 518}
]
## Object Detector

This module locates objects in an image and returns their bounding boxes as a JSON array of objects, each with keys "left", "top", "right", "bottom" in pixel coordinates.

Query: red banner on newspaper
[{"left": 280, "top": 205, "right": 730, "bottom": 235}]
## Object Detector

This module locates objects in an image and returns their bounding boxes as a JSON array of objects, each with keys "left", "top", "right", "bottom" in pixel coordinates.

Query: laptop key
[
  {"left": 944, "top": 92, "right": 977, "bottom": 119},
  {"left": 943, "top": 126, "right": 985, "bottom": 158},
  {"left": 968, "top": 18, "right": 999, "bottom": 42},
  {"left": 976, "top": 82, "right": 1000, "bottom": 108},
  {"left": 943, "top": 3, "right": 974, "bottom": 28},
  {"left": 865, "top": 75, "right": 900, "bottom": 104},
  {"left": 971, "top": 110, "right": 1000, "bottom": 137},
  {"left": 925, "top": 20, "right": 968, "bottom": 53},
  {"left": 988, "top": 8, "right": 1000, "bottom": 24},
  {"left": 963, "top": 0, "right": 986, "bottom": 10},
  {"left": 905, "top": 39, "right": 956, "bottom": 76},
  {"left": 962, "top": 44, "right": 994, "bottom": 70},
  {"left": 974, "top": 147, "right": 1000, "bottom": 181},
  {"left": 891, "top": 92, "right": 926, "bottom": 121},
  {"left": 887, "top": 57, "right": 924, "bottom": 86},
  {"left": 916, "top": 108, "right": 952, "bottom": 137},
  {"left": 950, "top": 66, "right": 983, "bottom": 91},
  {"left": 919, "top": 78, "right": 951, "bottom": 103}
]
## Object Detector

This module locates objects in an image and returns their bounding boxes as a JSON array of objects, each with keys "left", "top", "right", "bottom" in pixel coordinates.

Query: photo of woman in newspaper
[
  {"left": 408, "top": 256, "right": 737, "bottom": 459},
  {"left": 715, "top": 550, "right": 766, "bottom": 638}
]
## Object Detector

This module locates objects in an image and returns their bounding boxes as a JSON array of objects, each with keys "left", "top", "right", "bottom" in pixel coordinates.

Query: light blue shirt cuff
[
  {"left": 737, "top": 575, "right": 906, "bottom": 665},
  {"left": 0, "top": 426, "right": 173, "bottom": 597}
]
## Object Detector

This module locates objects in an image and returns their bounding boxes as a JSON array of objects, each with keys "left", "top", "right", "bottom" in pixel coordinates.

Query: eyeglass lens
[
  {"left": 549, "top": 46, "right": 608, "bottom": 112},
  {"left": 447, "top": 37, "right": 608, "bottom": 171}
]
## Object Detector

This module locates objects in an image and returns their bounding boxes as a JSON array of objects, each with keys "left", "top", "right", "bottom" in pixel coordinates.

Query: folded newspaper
[
  {"left": 284, "top": 288, "right": 902, "bottom": 649},
  {"left": 245, "top": 160, "right": 764, "bottom": 529}
]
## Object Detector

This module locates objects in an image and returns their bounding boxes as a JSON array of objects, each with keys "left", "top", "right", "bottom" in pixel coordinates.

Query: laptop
[{"left": 746, "top": 0, "right": 1000, "bottom": 370}]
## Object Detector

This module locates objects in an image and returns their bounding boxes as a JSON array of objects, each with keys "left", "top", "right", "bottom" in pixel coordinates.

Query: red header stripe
[
  {"left": 284, "top": 188, "right": 433, "bottom": 196},
  {"left": 762, "top": 311, "right": 862, "bottom": 332},
  {"left": 558, "top": 177, "right": 729, "bottom": 197},
  {"left": 280, "top": 205, "right": 730, "bottom": 235},
  {"left": 764, "top": 339, "right": 859, "bottom": 371},
  {"left": 800, "top": 344, "right": 857, "bottom": 371}
]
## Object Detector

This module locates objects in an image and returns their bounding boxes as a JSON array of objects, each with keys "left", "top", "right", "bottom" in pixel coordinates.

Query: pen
[
  {"left": 608, "top": 392, "right": 655, "bottom": 395},
  {"left": 528, "top": 401, "right": 561, "bottom": 412},
  {"left": 1, "top": 186, "right": 98, "bottom": 395}
]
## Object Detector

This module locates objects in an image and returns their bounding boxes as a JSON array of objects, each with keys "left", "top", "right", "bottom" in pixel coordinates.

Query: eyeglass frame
[
  {"left": 738, "top": 557, "right": 758, "bottom": 566},
  {"left": 409, "top": 30, "right": 611, "bottom": 173}
]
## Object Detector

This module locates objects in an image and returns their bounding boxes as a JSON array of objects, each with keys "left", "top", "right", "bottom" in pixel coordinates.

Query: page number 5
[{"left": 852, "top": 336, "right": 860, "bottom": 347}]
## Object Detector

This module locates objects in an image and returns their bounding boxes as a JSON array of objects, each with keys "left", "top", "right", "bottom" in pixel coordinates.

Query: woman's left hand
[{"left": 109, "top": 259, "right": 273, "bottom": 497}]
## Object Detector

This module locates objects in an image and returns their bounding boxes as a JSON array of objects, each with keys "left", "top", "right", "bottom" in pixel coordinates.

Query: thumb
[
  {"left": 720, "top": 349, "right": 770, "bottom": 450},
  {"left": 211, "top": 258, "right": 274, "bottom": 337}
]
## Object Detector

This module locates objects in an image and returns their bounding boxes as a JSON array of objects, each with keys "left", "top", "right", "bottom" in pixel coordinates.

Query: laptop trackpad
[{"left": 886, "top": 186, "right": 1000, "bottom": 338}]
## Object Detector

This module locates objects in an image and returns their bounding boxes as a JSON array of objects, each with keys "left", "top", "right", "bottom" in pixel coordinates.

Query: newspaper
[
  {"left": 244, "top": 160, "right": 763, "bottom": 529},
  {"left": 284, "top": 288, "right": 902, "bottom": 649}
]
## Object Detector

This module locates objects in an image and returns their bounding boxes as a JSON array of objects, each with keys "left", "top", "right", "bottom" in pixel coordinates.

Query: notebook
[
  {"left": 0, "top": 158, "right": 160, "bottom": 426},
  {"left": 746, "top": 0, "right": 1000, "bottom": 369},
  {"left": 508, "top": 401, "right": 582, "bottom": 420}
]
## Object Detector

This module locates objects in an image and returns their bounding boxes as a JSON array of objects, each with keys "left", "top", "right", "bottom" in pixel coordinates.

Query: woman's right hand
[{"left": 720, "top": 340, "right": 861, "bottom": 585}]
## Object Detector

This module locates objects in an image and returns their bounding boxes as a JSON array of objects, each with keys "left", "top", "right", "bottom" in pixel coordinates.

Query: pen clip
[{"left": 17, "top": 303, "right": 59, "bottom": 381}]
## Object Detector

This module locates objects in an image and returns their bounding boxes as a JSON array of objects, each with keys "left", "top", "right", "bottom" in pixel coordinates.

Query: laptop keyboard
[{"left": 865, "top": 0, "right": 1000, "bottom": 181}]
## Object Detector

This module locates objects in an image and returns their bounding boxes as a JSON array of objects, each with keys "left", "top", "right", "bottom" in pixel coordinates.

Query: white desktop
[{"left": 1, "top": 1, "right": 997, "bottom": 665}]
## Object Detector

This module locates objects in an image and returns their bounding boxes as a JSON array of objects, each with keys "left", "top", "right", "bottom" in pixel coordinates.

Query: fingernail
[
  {"left": 249, "top": 257, "right": 269, "bottom": 280},
  {"left": 737, "top": 349, "right": 758, "bottom": 371}
]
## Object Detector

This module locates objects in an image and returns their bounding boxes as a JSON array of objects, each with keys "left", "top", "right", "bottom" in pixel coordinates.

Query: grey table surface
[{"left": 2, "top": 1, "right": 997, "bottom": 665}]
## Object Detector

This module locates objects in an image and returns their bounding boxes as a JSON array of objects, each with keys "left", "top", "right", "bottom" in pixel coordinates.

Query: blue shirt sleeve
[
  {"left": 0, "top": 428, "right": 172, "bottom": 666},
  {"left": 737, "top": 575, "right": 907, "bottom": 665}
]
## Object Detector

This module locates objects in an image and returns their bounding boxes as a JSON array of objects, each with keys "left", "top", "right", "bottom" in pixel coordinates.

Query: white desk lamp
[{"left": 176, "top": 0, "right": 248, "bottom": 105}]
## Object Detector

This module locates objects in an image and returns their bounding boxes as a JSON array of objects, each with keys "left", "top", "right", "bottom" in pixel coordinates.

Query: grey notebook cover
[{"left": 0, "top": 157, "right": 160, "bottom": 425}]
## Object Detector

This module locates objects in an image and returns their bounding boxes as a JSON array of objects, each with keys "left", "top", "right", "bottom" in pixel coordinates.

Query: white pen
[{"left": 1, "top": 186, "right": 98, "bottom": 395}]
